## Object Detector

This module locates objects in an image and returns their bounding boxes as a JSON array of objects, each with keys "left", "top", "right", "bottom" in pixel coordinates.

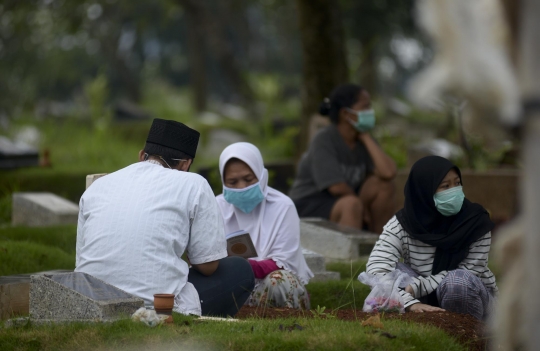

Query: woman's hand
[
  {"left": 404, "top": 284, "right": 415, "bottom": 297},
  {"left": 406, "top": 303, "right": 445, "bottom": 312},
  {"left": 357, "top": 133, "right": 397, "bottom": 180}
]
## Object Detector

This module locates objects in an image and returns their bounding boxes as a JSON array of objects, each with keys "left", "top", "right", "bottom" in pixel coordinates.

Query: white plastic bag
[
  {"left": 358, "top": 270, "right": 413, "bottom": 313},
  {"left": 131, "top": 307, "right": 169, "bottom": 327}
]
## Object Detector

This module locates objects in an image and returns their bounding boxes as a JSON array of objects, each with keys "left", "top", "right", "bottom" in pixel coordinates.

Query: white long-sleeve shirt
[
  {"left": 76, "top": 162, "right": 228, "bottom": 315},
  {"left": 366, "top": 215, "right": 498, "bottom": 307}
]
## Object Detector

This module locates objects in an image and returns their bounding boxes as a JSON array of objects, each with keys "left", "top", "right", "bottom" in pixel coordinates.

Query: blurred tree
[
  {"left": 0, "top": 0, "right": 422, "bottom": 130},
  {"left": 178, "top": 0, "right": 208, "bottom": 112},
  {"left": 296, "top": 0, "right": 349, "bottom": 155},
  {"left": 178, "top": 0, "right": 255, "bottom": 112},
  {"left": 340, "top": 0, "right": 416, "bottom": 93},
  {"left": 0, "top": 0, "right": 171, "bottom": 114}
]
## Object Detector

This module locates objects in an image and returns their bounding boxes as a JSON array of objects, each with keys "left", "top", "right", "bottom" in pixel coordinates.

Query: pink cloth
[{"left": 249, "top": 259, "right": 279, "bottom": 279}]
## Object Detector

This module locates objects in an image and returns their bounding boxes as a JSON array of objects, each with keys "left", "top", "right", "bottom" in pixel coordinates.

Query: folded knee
[
  {"left": 341, "top": 195, "right": 362, "bottom": 210},
  {"left": 439, "top": 269, "right": 479, "bottom": 291},
  {"left": 377, "top": 178, "right": 396, "bottom": 194}
]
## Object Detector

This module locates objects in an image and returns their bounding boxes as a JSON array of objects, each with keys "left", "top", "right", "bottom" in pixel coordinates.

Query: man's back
[{"left": 76, "top": 161, "right": 226, "bottom": 315}]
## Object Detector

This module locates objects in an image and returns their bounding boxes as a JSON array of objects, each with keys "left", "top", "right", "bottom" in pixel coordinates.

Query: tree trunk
[
  {"left": 296, "top": 0, "right": 349, "bottom": 157},
  {"left": 179, "top": 0, "right": 208, "bottom": 112},
  {"left": 207, "top": 1, "right": 254, "bottom": 107},
  {"left": 358, "top": 37, "right": 379, "bottom": 94},
  {"left": 179, "top": 0, "right": 254, "bottom": 111}
]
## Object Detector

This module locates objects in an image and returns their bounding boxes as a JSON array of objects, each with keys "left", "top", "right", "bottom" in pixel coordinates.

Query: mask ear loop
[
  {"left": 144, "top": 153, "right": 172, "bottom": 169},
  {"left": 158, "top": 156, "right": 172, "bottom": 169}
]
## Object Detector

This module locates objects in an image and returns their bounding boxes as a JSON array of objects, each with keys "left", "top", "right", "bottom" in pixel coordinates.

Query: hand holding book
[{"left": 226, "top": 230, "right": 258, "bottom": 259}]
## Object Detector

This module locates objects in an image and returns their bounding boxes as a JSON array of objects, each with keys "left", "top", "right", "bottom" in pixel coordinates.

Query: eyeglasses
[{"left": 144, "top": 153, "right": 188, "bottom": 169}]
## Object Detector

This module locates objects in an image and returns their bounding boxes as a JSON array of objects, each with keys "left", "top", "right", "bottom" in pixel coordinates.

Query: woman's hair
[{"left": 319, "top": 83, "right": 364, "bottom": 124}]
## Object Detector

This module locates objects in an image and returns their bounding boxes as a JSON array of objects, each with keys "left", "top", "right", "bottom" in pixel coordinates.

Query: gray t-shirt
[{"left": 289, "top": 124, "right": 374, "bottom": 200}]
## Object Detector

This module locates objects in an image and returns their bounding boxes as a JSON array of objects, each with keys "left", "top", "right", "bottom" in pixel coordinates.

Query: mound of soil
[{"left": 236, "top": 306, "right": 486, "bottom": 351}]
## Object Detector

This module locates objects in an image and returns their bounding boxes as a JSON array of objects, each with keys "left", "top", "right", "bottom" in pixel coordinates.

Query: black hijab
[{"left": 396, "top": 156, "right": 494, "bottom": 275}]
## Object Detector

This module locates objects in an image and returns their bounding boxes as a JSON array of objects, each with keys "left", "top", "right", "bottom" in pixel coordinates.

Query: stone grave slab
[
  {"left": 30, "top": 272, "right": 144, "bottom": 323},
  {"left": 0, "top": 270, "right": 72, "bottom": 320},
  {"left": 12, "top": 192, "right": 79, "bottom": 226},
  {"left": 302, "top": 249, "right": 340, "bottom": 282},
  {"left": 300, "top": 218, "right": 379, "bottom": 261},
  {"left": 86, "top": 173, "right": 108, "bottom": 189}
]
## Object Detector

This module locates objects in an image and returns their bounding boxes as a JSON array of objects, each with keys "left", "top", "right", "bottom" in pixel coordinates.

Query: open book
[{"left": 226, "top": 230, "right": 258, "bottom": 259}]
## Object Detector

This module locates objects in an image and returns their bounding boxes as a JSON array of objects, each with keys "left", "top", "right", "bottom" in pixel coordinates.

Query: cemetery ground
[{"left": 0, "top": 225, "right": 487, "bottom": 351}]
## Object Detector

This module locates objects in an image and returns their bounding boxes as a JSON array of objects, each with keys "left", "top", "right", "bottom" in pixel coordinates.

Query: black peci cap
[{"left": 146, "top": 119, "right": 200, "bottom": 158}]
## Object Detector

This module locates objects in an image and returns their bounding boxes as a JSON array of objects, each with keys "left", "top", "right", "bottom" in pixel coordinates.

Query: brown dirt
[{"left": 236, "top": 306, "right": 487, "bottom": 351}]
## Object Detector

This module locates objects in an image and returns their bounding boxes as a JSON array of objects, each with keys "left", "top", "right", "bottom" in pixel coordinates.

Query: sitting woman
[
  {"left": 289, "top": 83, "right": 396, "bottom": 234},
  {"left": 365, "top": 156, "right": 497, "bottom": 320},
  {"left": 216, "top": 142, "right": 314, "bottom": 309}
]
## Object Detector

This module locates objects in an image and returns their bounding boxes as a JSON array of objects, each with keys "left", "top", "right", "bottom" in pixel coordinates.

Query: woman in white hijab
[{"left": 216, "top": 142, "right": 313, "bottom": 309}]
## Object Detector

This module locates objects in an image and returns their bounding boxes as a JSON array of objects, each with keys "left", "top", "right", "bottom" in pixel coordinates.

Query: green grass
[
  {"left": 307, "top": 260, "right": 369, "bottom": 310},
  {"left": 0, "top": 314, "right": 466, "bottom": 351},
  {"left": 0, "top": 225, "right": 76, "bottom": 255},
  {"left": 308, "top": 280, "right": 370, "bottom": 311},
  {"left": 326, "top": 260, "right": 367, "bottom": 281},
  {"left": 0, "top": 241, "right": 74, "bottom": 276},
  {"left": 0, "top": 225, "right": 76, "bottom": 275}
]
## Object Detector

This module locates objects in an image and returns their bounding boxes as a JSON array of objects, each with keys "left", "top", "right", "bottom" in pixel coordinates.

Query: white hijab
[{"left": 216, "top": 142, "right": 313, "bottom": 285}]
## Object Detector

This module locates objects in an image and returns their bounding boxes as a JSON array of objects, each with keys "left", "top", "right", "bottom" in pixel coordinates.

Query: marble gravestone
[
  {"left": 86, "top": 173, "right": 108, "bottom": 189},
  {"left": 300, "top": 218, "right": 379, "bottom": 261},
  {"left": 302, "top": 249, "right": 340, "bottom": 282},
  {"left": 12, "top": 192, "right": 79, "bottom": 226},
  {"left": 30, "top": 272, "right": 144, "bottom": 323}
]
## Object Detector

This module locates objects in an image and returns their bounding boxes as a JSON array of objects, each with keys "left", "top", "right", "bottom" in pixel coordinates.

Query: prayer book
[{"left": 226, "top": 230, "right": 258, "bottom": 259}]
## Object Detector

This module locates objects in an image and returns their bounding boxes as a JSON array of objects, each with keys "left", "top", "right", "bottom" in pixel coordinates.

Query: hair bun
[{"left": 319, "top": 97, "right": 331, "bottom": 116}]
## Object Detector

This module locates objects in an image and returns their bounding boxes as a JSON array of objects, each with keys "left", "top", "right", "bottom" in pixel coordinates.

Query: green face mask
[
  {"left": 433, "top": 186, "right": 465, "bottom": 216},
  {"left": 347, "top": 108, "right": 376, "bottom": 132}
]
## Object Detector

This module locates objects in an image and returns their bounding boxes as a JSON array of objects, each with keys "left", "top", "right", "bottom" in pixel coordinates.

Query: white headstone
[
  {"left": 86, "top": 173, "right": 108, "bottom": 189},
  {"left": 12, "top": 192, "right": 79, "bottom": 227},
  {"left": 302, "top": 248, "right": 340, "bottom": 282},
  {"left": 300, "top": 218, "right": 379, "bottom": 262}
]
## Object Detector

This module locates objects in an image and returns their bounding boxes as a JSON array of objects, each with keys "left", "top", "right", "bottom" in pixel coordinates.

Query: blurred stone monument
[
  {"left": 0, "top": 136, "right": 39, "bottom": 169},
  {"left": 12, "top": 192, "right": 79, "bottom": 227},
  {"left": 86, "top": 174, "right": 108, "bottom": 189}
]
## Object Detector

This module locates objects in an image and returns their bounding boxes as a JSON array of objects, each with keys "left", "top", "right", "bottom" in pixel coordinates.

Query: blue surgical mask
[
  {"left": 223, "top": 182, "right": 264, "bottom": 214},
  {"left": 347, "top": 108, "right": 376, "bottom": 132},
  {"left": 433, "top": 186, "right": 465, "bottom": 216}
]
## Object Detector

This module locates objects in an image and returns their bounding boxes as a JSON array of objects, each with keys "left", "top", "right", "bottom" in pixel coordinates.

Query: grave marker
[
  {"left": 12, "top": 192, "right": 79, "bottom": 226},
  {"left": 300, "top": 218, "right": 379, "bottom": 261},
  {"left": 86, "top": 173, "right": 108, "bottom": 189},
  {"left": 30, "top": 272, "right": 144, "bottom": 323},
  {"left": 302, "top": 249, "right": 340, "bottom": 282},
  {"left": 0, "top": 270, "right": 72, "bottom": 320}
]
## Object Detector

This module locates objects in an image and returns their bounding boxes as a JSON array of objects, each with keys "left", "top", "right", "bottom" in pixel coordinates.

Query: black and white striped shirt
[{"left": 366, "top": 216, "right": 498, "bottom": 307}]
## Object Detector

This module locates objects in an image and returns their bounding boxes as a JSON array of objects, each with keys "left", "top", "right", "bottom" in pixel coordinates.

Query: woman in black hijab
[{"left": 364, "top": 156, "right": 497, "bottom": 320}]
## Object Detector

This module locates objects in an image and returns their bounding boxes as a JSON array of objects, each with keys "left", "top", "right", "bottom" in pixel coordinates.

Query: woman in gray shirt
[{"left": 289, "top": 84, "right": 396, "bottom": 234}]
